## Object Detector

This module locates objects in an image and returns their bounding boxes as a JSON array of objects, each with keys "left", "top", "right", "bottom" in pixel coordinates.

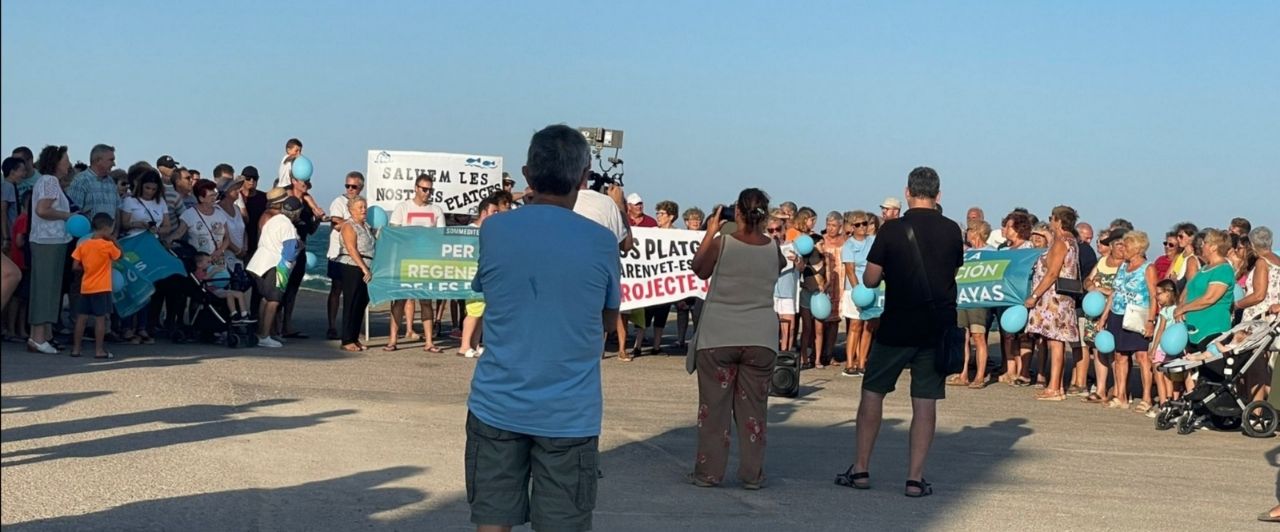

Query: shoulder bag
[{"left": 905, "top": 225, "right": 965, "bottom": 376}]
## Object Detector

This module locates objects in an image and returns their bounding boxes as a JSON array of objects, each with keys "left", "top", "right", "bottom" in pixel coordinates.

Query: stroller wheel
[
  {"left": 1176, "top": 412, "right": 1201, "bottom": 435},
  {"left": 1208, "top": 414, "right": 1242, "bottom": 432},
  {"left": 1243, "top": 401, "right": 1279, "bottom": 438},
  {"left": 1154, "top": 406, "right": 1178, "bottom": 431},
  {"left": 227, "top": 334, "right": 241, "bottom": 349}
]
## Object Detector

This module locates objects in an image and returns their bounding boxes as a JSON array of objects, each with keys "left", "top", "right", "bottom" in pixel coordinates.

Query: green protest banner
[
  {"left": 367, "top": 226, "right": 481, "bottom": 305},
  {"left": 955, "top": 249, "right": 1041, "bottom": 309}
]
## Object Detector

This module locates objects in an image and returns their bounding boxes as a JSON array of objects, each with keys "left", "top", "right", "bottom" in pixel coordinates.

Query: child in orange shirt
[{"left": 71, "top": 213, "right": 122, "bottom": 359}]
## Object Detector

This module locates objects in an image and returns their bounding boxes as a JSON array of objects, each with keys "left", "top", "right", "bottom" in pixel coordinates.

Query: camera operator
[{"left": 573, "top": 176, "right": 635, "bottom": 358}]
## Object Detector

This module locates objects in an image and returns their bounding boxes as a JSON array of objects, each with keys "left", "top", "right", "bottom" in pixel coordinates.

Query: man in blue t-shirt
[{"left": 466, "top": 124, "right": 621, "bottom": 532}]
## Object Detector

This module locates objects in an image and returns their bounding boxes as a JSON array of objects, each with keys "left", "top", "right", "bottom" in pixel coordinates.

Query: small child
[
  {"left": 193, "top": 253, "right": 254, "bottom": 324},
  {"left": 70, "top": 213, "right": 122, "bottom": 359},
  {"left": 1149, "top": 279, "right": 1180, "bottom": 413}
]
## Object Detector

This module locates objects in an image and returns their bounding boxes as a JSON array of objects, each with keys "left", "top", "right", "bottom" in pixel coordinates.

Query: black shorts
[
  {"left": 77, "top": 292, "right": 113, "bottom": 317},
  {"left": 250, "top": 268, "right": 285, "bottom": 303},
  {"left": 327, "top": 260, "right": 343, "bottom": 282},
  {"left": 465, "top": 412, "right": 598, "bottom": 532}
]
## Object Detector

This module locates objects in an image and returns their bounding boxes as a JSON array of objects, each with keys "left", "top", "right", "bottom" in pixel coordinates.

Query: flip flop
[
  {"left": 1259, "top": 511, "right": 1280, "bottom": 522},
  {"left": 423, "top": 345, "right": 444, "bottom": 354},
  {"left": 968, "top": 380, "right": 989, "bottom": 390},
  {"left": 382, "top": 344, "right": 398, "bottom": 352}
]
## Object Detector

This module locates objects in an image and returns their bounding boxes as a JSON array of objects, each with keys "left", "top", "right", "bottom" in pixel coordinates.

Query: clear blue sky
[{"left": 3, "top": 1, "right": 1277, "bottom": 236}]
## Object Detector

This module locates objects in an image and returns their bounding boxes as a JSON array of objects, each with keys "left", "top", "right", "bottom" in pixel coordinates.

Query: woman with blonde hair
[
  {"left": 1096, "top": 230, "right": 1159, "bottom": 411},
  {"left": 840, "top": 210, "right": 879, "bottom": 377},
  {"left": 787, "top": 207, "right": 816, "bottom": 243}
]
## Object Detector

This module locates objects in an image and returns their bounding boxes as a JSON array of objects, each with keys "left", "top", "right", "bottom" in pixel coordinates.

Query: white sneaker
[
  {"left": 27, "top": 340, "right": 58, "bottom": 354},
  {"left": 476, "top": 347, "right": 485, "bottom": 357},
  {"left": 257, "top": 336, "right": 283, "bottom": 348},
  {"left": 463, "top": 349, "right": 479, "bottom": 358}
]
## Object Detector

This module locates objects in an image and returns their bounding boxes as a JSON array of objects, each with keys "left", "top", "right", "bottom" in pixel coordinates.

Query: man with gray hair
[
  {"left": 68, "top": 144, "right": 120, "bottom": 221},
  {"left": 466, "top": 124, "right": 621, "bottom": 532}
]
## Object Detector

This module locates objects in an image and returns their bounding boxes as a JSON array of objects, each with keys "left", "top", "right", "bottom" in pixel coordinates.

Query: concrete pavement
[{"left": 2, "top": 292, "right": 1276, "bottom": 531}]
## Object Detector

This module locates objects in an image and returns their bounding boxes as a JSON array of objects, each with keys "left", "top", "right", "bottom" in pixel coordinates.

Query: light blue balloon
[
  {"left": 793, "top": 234, "right": 815, "bottom": 256},
  {"left": 1082, "top": 291, "right": 1107, "bottom": 319},
  {"left": 304, "top": 251, "right": 319, "bottom": 270},
  {"left": 290, "top": 155, "right": 313, "bottom": 181},
  {"left": 66, "top": 214, "right": 91, "bottom": 238},
  {"left": 1000, "top": 305, "right": 1029, "bottom": 333},
  {"left": 1233, "top": 284, "right": 1245, "bottom": 303},
  {"left": 810, "top": 292, "right": 832, "bottom": 320},
  {"left": 1095, "top": 330, "right": 1116, "bottom": 354},
  {"left": 852, "top": 284, "right": 876, "bottom": 308},
  {"left": 111, "top": 269, "right": 126, "bottom": 292},
  {"left": 1160, "top": 322, "right": 1189, "bottom": 356},
  {"left": 368, "top": 205, "right": 389, "bottom": 230}
]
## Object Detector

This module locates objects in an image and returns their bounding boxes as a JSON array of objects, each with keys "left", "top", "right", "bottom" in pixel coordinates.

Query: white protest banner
[
  {"left": 367, "top": 150, "right": 504, "bottom": 215},
  {"left": 620, "top": 227, "right": 708, "bottom": 311}
]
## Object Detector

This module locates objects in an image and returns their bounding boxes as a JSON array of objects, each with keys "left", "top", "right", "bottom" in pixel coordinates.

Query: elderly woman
[
  {"left": 26, "top": 146, "right": 73, "bottom": 354},
  {"left": 1175, "top": 228, "right": 1235, "bottom": 352},
  {"left": 673, "top": 206, "right": 707, "bottom": 351},
  {"left": 813, "top": 211, "right": 846, "bottom": 367},
  {"left": 1023, "top": 206, "right": 1081, "bottom": 401},
  {"left": 687, "top": 188, "right": 783, "bottom": 489},
  {"left": 953, "top": 219, "right": 993, "bottom": 387},
  {"left": 181, "top": 180, "right": 232, "bottom": 267},
  {"left": 1236, "top": 226, "right": 1279, "bottom": 405},
  {"left": 1096, "top": 230, "right": 1159, "bottom": 412},
  {"left": 998, "top": 211, "right": 1034, "bottom": 385},
  {"left": 628, "top": 200, "right": 681, "bottom": 358},
  {"left": 336, "top": 196, "right": 375, "bottom": 352},
  {"left": 841, "top": 210, "right": 879, "bottom": 377}
]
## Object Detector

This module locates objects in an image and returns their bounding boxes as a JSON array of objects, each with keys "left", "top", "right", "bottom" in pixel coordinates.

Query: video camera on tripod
[{"left": 578, "top": 127, "right": 626, "bottom": 193}]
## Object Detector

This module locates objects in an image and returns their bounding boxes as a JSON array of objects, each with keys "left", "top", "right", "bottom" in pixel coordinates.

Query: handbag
[
  {"left": 905, "top": 225, "right": 965, "bottom": 376},
  {"left": 1122, "top": 303, "right": 1150, "bottom": 335},
  {"left": 1055, "top": 242, "right": 1084, "bottom": 301}
]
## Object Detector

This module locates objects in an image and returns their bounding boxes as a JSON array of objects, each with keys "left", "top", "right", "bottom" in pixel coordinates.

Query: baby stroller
[
  {"left": 172, "top": 264, "right": 258, "bottom": 349},
  {"left": 1155, "top": 317, "right": 1279, "bottom": 437}
]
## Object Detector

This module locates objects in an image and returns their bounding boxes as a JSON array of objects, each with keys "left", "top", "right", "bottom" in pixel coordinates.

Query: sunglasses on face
[
  {"left": 1164, "top": 242, "right": 1178, "bottom": 248},
  {"left": 345, "top": 184, "right": 362, "bottom": 190},
  {"left": 766, "top": 227, "right": 782, "bottom": 233},
  {"left": 851, "top": 221, "right": 869, "bottom": 228},
  {"left": 243, "top": 176, "right": 258, "bottom": 181},
  {"left": 418, "top": 186, "right": 433, "bottom": 193}
]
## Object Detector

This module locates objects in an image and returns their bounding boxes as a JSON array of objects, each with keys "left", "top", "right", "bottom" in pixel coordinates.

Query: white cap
[
  {"left": 880, "top": 197, "right": 902, "bottom": 209},
  {"left": 626, "top": 193, "right": 643, "bottom": 205}
]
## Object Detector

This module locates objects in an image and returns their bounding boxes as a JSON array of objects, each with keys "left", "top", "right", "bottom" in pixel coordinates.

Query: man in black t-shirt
[{"left": 841, "top": 166, "right": 962, "bottom": 498}]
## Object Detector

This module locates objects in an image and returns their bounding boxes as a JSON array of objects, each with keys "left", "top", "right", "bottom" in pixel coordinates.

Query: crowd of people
[{"left": 2, "top": 133, "right": 1278, "bottom": 530}]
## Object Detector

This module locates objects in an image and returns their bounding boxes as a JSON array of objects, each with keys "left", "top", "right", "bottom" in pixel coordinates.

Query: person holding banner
[
  {"left": 326, "top": 171, "right": 365, "bottom": 341},
  {"left": 117, "top": 168, "right": 169, "bottom": 344},
  {"left": 465, "top": 124, "right": 620, "bottom": 532},
  {"left": 336, "top": 196, "right": 374, "bottom": 352},
  {"left": 674, "top": 207, "right": 706, "bottom": 350},
  {"left": 387, "top": 173, "right": 446, "bottom": 353},
  {"left": 686, "top": 188, "right": 781, "bottom": 489},
  {"left": 629, "top": 200, "right": 680, "bottom": 357}
]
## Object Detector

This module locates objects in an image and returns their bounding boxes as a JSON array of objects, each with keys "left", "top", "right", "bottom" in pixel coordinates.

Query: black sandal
[
  {"left": 905, "top": 478, "right": 932, "bottom": 498},
  {"left": 835, "top": 465, "right": 870, "bottom": 489}
]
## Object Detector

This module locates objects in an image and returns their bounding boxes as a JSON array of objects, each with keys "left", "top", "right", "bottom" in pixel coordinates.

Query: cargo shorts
[
  {"left": 465, "top": 412, "right": 599, "bottom": 532},
  {"left": 861, "top": 341, "right": 946, "bottom": 400}
]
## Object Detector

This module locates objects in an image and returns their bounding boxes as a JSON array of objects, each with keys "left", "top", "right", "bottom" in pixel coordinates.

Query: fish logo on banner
[{"left": 374, "top": 151, "right": 393, "bottom": 164}]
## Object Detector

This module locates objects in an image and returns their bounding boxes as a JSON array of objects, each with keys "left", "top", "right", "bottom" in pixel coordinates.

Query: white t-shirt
[
  {"left": 572, "top": 189, "right": 627, "bottom": 244},
  {"left": 248, "top": 214, "right": 299, "bottom": 276},
  {"left": 326, "top": 195, "right": 353, "bottom": 259},
  {"left": 31, "top": 175, "right": 71, "bottom": 245},
  {"left": 120, "top": 196, "right": 167, "bottom": 237},
  {"left": 181, "top": 206, "right": 231, "bottom": 255},
  {"left": 390, "top": 200, "right": 446, "bottom": 228},
  {"left": 275, "top": 156, "right": 292, "bottom": 188}
]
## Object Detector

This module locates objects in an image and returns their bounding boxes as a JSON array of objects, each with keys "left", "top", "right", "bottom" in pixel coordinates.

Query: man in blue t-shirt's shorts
[{"left": 466, "top": 124, "right": 622, "bottom": 532}]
